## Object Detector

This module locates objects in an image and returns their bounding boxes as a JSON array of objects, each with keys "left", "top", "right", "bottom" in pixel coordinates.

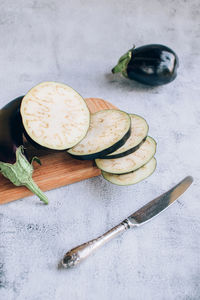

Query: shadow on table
[{"left": 105, "top": 72, "right": 162, "bottom": 94}]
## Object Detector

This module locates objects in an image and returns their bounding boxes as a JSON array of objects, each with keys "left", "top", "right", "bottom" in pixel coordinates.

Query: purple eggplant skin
[
  {"left": 112, "top": 44, "right": 179, "bottom": 86},
  {"left": 0, "top": 96, "right": 23, "bottom": 164}
]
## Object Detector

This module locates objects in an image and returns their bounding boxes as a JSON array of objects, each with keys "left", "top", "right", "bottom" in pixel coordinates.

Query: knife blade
[
  {"left": 61, "top": 176, "right": 193, "bottom": 269},
  {"left": 128, "top": 176, "right": 193, "bottom": 226}
]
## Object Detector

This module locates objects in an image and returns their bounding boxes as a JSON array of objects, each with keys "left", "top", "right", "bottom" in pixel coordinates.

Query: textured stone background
[{"left": 0, "top": 1, "right": 200, "bottom": 299}]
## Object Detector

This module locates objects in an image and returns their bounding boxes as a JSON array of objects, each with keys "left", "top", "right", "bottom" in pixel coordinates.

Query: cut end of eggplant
[
  {"left": 95, "top": 136, "right": 156, "bottom": 174},
  {"left": 68, "top": 109, "right": 131, "bottom": 160},
  {"left": 21, "top": 82, "right": 90, "bottom": 150},
  {"left": 102, "top": 157, "right": 157, "bottom": 186},
  {"left": 104, "top": 114, "right": 149, "bottom": 159}
]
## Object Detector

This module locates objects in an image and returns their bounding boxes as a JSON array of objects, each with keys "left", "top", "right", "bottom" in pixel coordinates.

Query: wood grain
[{"left": 0, "top": 98, "right": 117, "bottom": 205}]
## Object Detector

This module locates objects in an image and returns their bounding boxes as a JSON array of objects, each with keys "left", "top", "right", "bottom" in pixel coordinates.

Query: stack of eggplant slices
[
  {"left": 23, "top": 81, "right": 157, "bottom": 185},
  {"left": 0, "top": 82, "right": 157, "bottom": 202}
]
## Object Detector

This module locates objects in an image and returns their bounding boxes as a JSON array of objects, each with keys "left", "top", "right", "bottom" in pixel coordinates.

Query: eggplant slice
[
  {"left": 68, "top": 109, "right": 131, "bottom": 160},
  {"left": 102, "top": 157, "right": 156, "bottom": 185},
  {"left": 20, "top": 82, "right": 90, "bottom": 150},
  {"left": 102, "top": 114, "right": 148, "bottom": 159},
  {"left": 95, "top": 136, "right": 156, "bottom": 174}
]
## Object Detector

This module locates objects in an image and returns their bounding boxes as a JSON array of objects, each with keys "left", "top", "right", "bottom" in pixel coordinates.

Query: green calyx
[
  {"left": 112, "top": 49, "right": 133, "bottom": 78},
  {"left": 0, "top": 146, "right": 48, "bottom": 204}
]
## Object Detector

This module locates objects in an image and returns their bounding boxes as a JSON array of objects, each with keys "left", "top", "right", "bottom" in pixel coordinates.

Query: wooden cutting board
[{"left": 0, "top": 98, "right": 117, "bottom": 205}]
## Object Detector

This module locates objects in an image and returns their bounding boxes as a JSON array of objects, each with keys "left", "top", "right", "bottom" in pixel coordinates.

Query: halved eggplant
[
  {"left": 68, "top": 109, "right": 131, "bottom": 160},
  {"left": 102, "top": 114, "right": 148, "bottom": 159},
  {"left": 95, "top": 136, "right": 156, "bottom": 174},
  {"left": 20, "top": 81, "right": 90, "bottom": 150},
  {"left": 0, "top": 97, "right": 48, "bottom": 204},
  {"left": 0, "top": 97, "right": 23, "bottom": 164},
  {"left": 102, "top": 157, "right": 156, "bottom": 186}
]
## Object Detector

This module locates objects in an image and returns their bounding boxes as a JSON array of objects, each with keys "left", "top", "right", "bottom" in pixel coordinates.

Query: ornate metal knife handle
[{"left": 61, "top": 219, "right": 134, "bottom": 268}]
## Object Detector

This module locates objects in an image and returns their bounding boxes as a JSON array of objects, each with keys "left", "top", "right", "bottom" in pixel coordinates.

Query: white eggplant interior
[
  {"left": 95, "top": 136, "right": 156, "bottom": 174},
  {"left": 68, "top": 109, "right": 130, "bottom": 156},
  {"left": 21, "top": 82, "right": 90, "bottom": 150},
  {"left": 107, "top": 114, "right": 148, "bottom": 156},
  {"left": 102, "top": 157, "right": 156, "bottom": 185}
]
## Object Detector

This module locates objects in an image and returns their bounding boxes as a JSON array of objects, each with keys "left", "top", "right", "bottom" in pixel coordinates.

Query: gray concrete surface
[{"left": 0, "top": 0, "right": 200, "bottom": 299}]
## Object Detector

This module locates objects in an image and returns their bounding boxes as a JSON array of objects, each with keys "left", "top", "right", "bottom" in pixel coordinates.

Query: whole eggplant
[
  {"left": 0, "top": 97, "right": 48, "bottom": 204},
  {"left": 112, "top": 44, "right": 179, "bottom": 86}
]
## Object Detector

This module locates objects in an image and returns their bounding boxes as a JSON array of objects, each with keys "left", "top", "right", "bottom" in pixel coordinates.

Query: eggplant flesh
[
  {"left": 68, "top": 127, "right": 131, "bottom": 160},
  {"left": 101, "top": 114, "right": 148, "bottom": 159},
  {"left": 20, "top": 81, "right": 90, "bottom": 150},
  {"left": 95, "top": 136, "right": 156, "bottom": 174},
  {"left": 102, "top": 157, "right": 156, "bottom": 186},
  {"left": 68, "top": 109, "right": 131, "bottom": 160},
  {"left": 112, "top": 44, "right": 179, "bottom": 86}
]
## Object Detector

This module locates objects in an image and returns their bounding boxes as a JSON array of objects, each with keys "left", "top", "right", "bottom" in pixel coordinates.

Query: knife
[{"left": 61, "top": 176, "right": 193, "bottom": 269}]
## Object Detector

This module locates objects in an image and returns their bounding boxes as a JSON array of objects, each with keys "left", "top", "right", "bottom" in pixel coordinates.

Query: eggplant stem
[
  {"left": 25, "top": 180, "right": 48, "bottom": 204},
  {"left": 0, "top": 146, "right": 48, "bottom": 204},
  {"left": 112, "top": 50, "right": 132, "bottom": 77}
]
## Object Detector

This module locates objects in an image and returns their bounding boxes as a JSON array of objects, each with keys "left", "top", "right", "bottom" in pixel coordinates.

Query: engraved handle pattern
[{"left": 62, "top": 219, "right": 132, "bottom": 268}]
